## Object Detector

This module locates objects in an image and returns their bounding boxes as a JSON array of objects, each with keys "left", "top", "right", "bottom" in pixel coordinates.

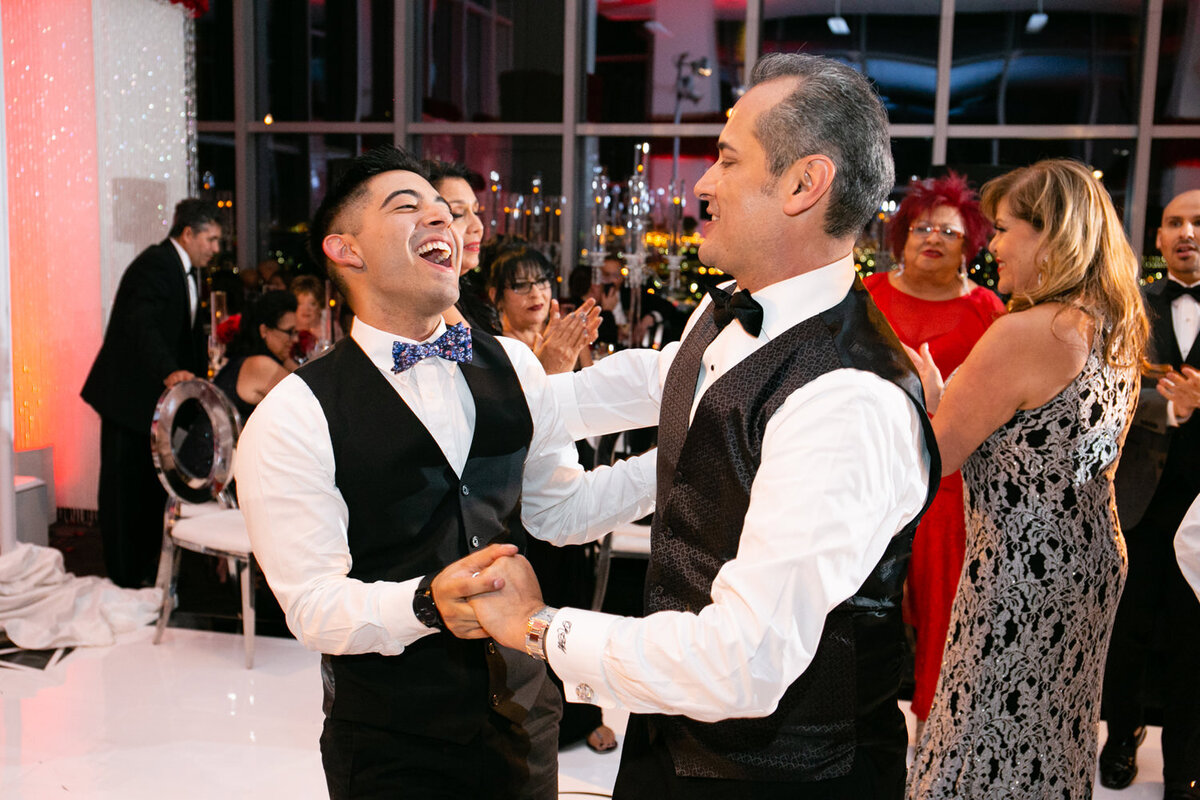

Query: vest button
[
  {"left": 663, "top": 526, "right": 674, "bottom": 538},
  {"left": 461, "top": 484, "right": 470, "bottom": 496},
  {"left": 487, "top": 642, "right": 497, "bottom": 655},
  {"left": 652, "top": 584, "right": 664, "bottom": 596},
  {"left": 470, "top": 535, "right": 481, "bottom": 548},
  {"left": 674, "top": 470, "right": 683, "bottom": 483}
]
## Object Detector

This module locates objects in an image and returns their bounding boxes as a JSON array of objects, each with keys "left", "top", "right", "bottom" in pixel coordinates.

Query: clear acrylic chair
[{"left": 149, "top": 378, "right": 256, "bottom": 668}]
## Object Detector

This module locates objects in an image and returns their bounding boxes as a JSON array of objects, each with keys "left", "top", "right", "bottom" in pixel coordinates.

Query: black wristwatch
[{"left": 413, "top": 574, "right": 445, "bottom": 631}]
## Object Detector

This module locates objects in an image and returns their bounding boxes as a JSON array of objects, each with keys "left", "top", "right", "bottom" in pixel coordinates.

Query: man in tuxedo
[
  {"left": 593, "top": 254, "right": 682, "bottom": 349},
  {"left": 1103, "top": 189, "right": 1200, "bottom": 800},
  {"left": 81, "top": 199, "right": 219, "bottom": 588},
  {"left": 234, "top": 146, "right": 654, "bottom": 799},
  {"left": 470, "top": 53, "right": 938, "bottom": 799}
]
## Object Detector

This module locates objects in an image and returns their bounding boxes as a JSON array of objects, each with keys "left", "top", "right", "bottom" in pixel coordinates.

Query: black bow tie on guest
[
  {"left": 709, "top": 285, "right": 764, "bottom": 337},
  {"left": 1164, "top": 281, "right": 1200, "bottom": 303}
]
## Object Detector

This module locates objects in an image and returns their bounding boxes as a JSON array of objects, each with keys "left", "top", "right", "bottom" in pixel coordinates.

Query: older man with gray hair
[{"left": 468, "top": 52, "right": 938, "bottom": 799}]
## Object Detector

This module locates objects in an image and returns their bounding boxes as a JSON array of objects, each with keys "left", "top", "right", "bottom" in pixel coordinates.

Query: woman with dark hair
[
  {"left": 863, "top": 172, "right": 1004, "bottom": 737},
  {"left": 423, "top": 159, "right": 502, "bottom": 334},
  {"left": 212, "top": 290, "right": 299, "bottom": 420},
  {"left": 906, "top": 159, "right": 1147, "bottom": 797},
  {"left": 487, "top": 243, "right": 598, "bottom": 375}
]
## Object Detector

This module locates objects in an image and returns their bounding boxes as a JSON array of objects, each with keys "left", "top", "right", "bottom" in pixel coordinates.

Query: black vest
[
  {"left": 296, "top": 330, "right": 535, "bottom": 742},
  {"left": 646, "top": 281, "right": 940, "bottom": 781}
]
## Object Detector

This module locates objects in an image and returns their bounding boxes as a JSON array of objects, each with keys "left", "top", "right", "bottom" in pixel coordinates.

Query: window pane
[
  {"left": 1145, "top": 141, "right": 1200, "bottom": 271},
  {"left": 254, "top": 0, "right": 395, "bottom": 122},
  {"left": 950, "top": 6, "right": 1141, "bottom": 125},
  {"left": 254, "top": 134, "right": 394, "bottom": 271},
  {"left": 418, "top": 134, "right": 564, "bottom": 266},
  {"left": 945, "top": 139, "right": 1133, "bottom": 221},
  {"left": 1155, "top": 0, "right": 1200, "bottom": 123},
  {"left": 761, "top": 3, "right": 941, "bottom": 124},
  {"left": 415, "top": 1, "right": 562, "bottom": 123},
  {"left": 195, "top": 0, "right": 233, "bottom": 121},
  {"left": 586, "top": 2, "right": 744, "bottom": 124}
]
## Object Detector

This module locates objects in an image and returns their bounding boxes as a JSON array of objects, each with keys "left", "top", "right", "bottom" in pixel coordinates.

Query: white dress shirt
[
  {"left": 1178, "top": 493, "right": 1200, "bottom": 604},
  {"left": 168, "top": 237, "right": 198, "bottom": 323},
  {"left": 1163, "top": 276, "right": 1200, "bottom": 427},
  {"left": 235, "top": 317, "right": 656, "bottom": 656},
  {"left": 540, "top": 255, "right": 932, "bottom": 723}
]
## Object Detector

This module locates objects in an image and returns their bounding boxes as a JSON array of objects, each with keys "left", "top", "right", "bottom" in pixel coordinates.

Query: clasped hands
[{"left": 428, "top": 543, "right": 547, "bottom": 652}]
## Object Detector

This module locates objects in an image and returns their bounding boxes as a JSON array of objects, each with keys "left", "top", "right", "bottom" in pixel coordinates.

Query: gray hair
[{"left": 749, "top": 53, "right": 894, "bottom": 239}]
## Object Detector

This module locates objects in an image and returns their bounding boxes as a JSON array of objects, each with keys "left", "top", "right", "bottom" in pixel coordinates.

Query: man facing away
[
  {"left": 81, "top": 198, "right": 219, "bottom": 588},
  {"left": 1103, "top": 188, "right": 1200, "bottom": 800},
  {"left": 471, "top": 52, "right": 938, "bottom": 799},
  {"left": 234, "top": 146, "right": 655, "bottom": 799}
]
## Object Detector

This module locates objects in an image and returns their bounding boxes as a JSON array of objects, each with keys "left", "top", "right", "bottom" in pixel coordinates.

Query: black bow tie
[
  {"left": 1164, "top": 281, "right": 1200, "bottom": 303},
  {"left": 709, "top": 285, "right": 764, "bottom": 337}
]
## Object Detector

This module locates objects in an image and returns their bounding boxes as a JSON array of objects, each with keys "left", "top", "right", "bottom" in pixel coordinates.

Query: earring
[{"left": 895, "top": 259, "right": 905, "bottom": 276}]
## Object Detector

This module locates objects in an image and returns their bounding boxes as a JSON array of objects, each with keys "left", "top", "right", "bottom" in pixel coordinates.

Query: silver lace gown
[{"left": 906, "top": 334, "right": 1137, "bottom": 799}]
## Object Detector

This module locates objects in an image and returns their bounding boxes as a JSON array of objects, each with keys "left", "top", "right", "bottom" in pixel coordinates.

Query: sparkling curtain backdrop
[{"left": 3, "top": 0, "right": 190, "bottom": 510}]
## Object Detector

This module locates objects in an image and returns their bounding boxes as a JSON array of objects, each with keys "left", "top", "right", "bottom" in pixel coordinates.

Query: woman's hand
[
  {"left": 903, "top": 342, "right": 945, "bottom": 415},
  {"left": 534, "top": 298, "right": 600, "bottom": 374}
]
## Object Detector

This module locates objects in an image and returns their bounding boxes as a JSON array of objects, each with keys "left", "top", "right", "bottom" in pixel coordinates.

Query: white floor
[{"left": 0, "top": 627, "right": 1168, "bottom": 799}]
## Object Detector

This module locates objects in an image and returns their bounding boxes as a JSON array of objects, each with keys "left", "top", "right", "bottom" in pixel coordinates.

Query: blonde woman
[{"left": 906, "top": 159, "right": 1148, "bottom": 798}]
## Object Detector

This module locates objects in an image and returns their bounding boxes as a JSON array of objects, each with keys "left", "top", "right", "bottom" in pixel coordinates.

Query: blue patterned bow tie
[{"left": 391, "top": 323, "right": 473, "bottom": 373}]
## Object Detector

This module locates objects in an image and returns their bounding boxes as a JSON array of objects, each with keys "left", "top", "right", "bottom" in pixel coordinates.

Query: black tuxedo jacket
[
  {"left": 82, "top": 239, "right": 206, "bottom": 434},
  {"left": 1114, "top": 280, "right": 1200, "bottom": 530}
]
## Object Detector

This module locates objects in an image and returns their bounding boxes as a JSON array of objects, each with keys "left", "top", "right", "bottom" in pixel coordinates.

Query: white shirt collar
[
  {"left": 168, "top": 237, "right": 192, "bottom": 274},
  {"left": 351, "top": 316, "right": 454, "bottom": 376},
  {"left": 719, "top": 253, "right": 856, "bottom": 339}
]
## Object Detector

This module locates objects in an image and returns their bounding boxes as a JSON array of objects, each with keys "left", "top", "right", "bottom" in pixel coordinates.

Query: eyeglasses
[
  {"left": 509, "top": 278, "right": 552, "bottom": 295},
  {"left": 270, "top": 326, "right": 300, "bottom": 339},
  {"left": 909, "top": 223, "right": 965, "bottom": 240}
]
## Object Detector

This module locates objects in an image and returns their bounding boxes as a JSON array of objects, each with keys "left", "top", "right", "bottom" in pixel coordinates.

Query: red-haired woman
[{"left": 864, "top": 172, "right": 1004, "bottom": 737}]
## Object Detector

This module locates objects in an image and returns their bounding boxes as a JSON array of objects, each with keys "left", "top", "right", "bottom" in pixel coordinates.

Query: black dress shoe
[
  {"left": 1163, "top": 779, "right": 1200, "bottom": 800},
  {"left": 1098, "top": 726, "right": 1146, "bottom": 789}
]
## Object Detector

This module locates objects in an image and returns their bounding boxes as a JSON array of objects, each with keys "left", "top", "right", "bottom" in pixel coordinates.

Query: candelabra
[{"left": 621, "top": 143, "right": 652, "bottom": 349}]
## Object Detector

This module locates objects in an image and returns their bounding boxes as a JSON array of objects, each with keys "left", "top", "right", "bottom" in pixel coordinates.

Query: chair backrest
[{"left": 151, "top": 379, "right": 242, "bottom": 506}]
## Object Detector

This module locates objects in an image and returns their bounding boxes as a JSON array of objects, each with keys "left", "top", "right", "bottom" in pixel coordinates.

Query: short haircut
[
  {"left": 308, "top": 145, "right": 429, "bottom": 274},
  {"left": 290, "top": 273, "right": 325, "bottom": 303},
  {"left": 748, "top": 52, "right": 894, "bottom": 239},
  {"left": 168, "top": 198, "right": 221, "bottom": 238},
  {"left": 886, "top": 171, "right": 992, "bottom": 261},
  {"left": 422, "top": 159, "right": 484, "bottom": 192}
]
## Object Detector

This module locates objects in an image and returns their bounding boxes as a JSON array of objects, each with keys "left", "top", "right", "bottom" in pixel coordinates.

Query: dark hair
[
  {"left": 422, "top": 159, "right": 484, "bottom": 192},
  {"left": 309, "top": 145, "right": 428, "bottom": 272},
  {"left": 168, "top": 198, "right": 221, "bottom": 238},
  {"left": 748, "top": 52, "right": 894, "bottom": 239},
  {"left": 290, "top": 273, "right": 324, "bottom": 303},
  {"left": 229, "top": 290, "right": 298, "bottom": 359},
  {"left": 886, "top": 171, "right": 992, "bottom": 262},
  {"left": 486, "top": 245, "right": 554, "bottom": 297}
]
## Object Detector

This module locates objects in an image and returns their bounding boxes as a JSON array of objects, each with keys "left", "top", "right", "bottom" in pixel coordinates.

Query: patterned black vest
[
  {"left": 296, "top": 329, "right": 535, "bottom": 742},
  {"left": 646, "top": 280, "right": 940, "bottom": 781}
]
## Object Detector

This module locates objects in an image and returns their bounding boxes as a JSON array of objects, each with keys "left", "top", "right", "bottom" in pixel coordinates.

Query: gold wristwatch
[{"left": 525, "top": 606, "right": 557, "bottom": 661}]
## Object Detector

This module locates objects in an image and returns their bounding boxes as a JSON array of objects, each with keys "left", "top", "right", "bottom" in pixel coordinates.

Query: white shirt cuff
[
  {"left": 1168, "top": 399, "right": 1188, "bottom": 427},
  {"left": 378, "top": 575, "right": 438, "bottom": 653},
  {"left": 544, "top": 607, "right": 620, "bottom": 707}
]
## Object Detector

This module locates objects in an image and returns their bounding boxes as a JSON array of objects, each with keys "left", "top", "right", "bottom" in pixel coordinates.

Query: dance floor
[{"left": 0, "top": 626, "right": 1168, "bottom": 799}]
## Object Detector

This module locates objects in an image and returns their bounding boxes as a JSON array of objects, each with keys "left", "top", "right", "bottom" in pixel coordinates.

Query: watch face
[{"left": 414, "top": 589, "right": 444, "bottom": 630}]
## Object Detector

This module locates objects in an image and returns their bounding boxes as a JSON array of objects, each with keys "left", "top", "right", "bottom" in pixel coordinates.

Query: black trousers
[
  {"left": 611, "top": 714, "right": 906, "bottom": 800},
  {"left": 1103, "top": 512, "right": 1200, "bottom": 789},
  {"left": 320, "top": 678, "right": 561, "bottom": 800},
  {"left": 98, "top": 419, "right": 166, "bottom": 589}
]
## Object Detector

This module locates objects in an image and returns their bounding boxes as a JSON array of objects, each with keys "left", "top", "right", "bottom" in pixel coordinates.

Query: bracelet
[{"left": 525, "top": 606, "right": 558, "bottom": 661}]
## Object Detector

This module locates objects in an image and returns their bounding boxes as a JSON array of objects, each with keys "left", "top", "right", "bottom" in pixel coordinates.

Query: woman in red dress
[{"left": 864, "top": 172, "right": 1004, "bottom": 737}]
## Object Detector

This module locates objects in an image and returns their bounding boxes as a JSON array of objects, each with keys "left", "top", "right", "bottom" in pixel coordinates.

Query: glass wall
[{"left": 194, "top": 0, "right": 1200, "bottom": 278}]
